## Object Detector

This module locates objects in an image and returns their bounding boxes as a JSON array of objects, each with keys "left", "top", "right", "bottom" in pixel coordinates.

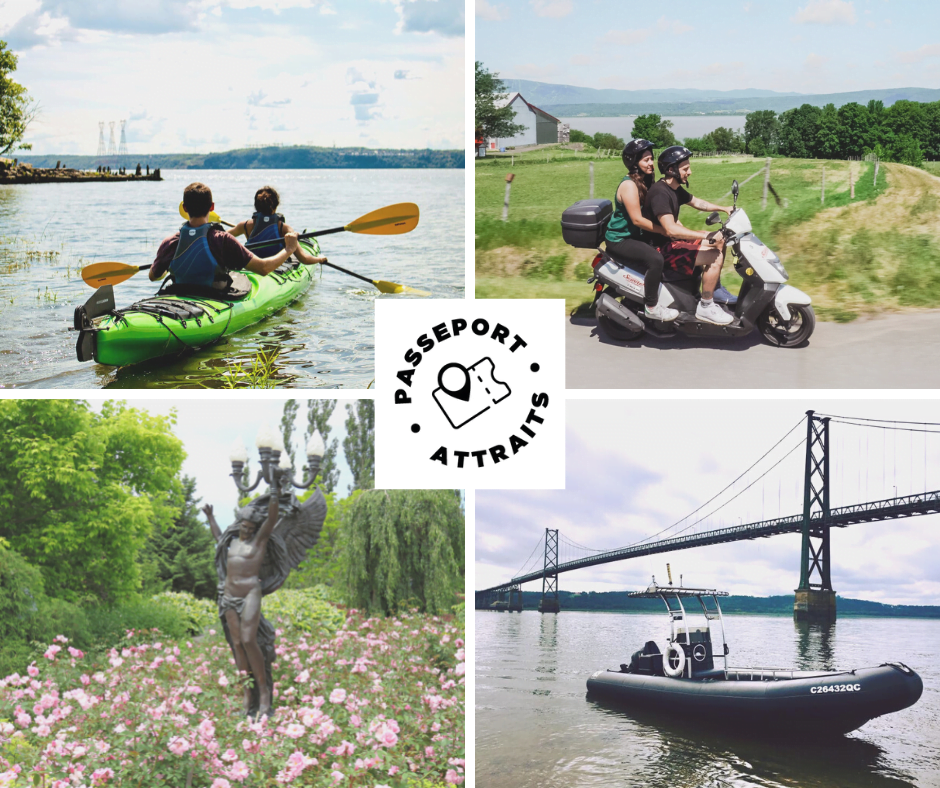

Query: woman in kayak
[
  {"left": 229, "top": 186, "right": 328, "bottom": 267},
  {"left": 605, "top": 139, "right": 678, "bottom": 322},
  {"left": 149, "top": 182, "right": 299, "bottom": 289}
]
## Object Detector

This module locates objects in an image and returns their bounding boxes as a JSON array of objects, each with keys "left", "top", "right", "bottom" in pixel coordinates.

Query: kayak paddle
[
  {"left": 321, "top": 260, "right": 430, "bottom": 296},
  {"left": 81, "top": 261, "right": 152, "bottom": 288},
  {"left": 243, "top": 202, "right": 419, "bottom": 249}
]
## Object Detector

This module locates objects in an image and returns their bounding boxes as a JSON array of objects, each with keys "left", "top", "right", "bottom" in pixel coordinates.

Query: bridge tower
[
  {"left": 538, "top": 528, "right": 561, "bottom": 613},
  {"left": 794, "top": 410, "right": 836, "bottom": 622}
]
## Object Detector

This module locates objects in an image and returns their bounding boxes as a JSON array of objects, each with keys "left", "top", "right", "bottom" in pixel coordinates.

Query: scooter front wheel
[{"left": 757, "top": 303, "right": 815, "bottom": 347}]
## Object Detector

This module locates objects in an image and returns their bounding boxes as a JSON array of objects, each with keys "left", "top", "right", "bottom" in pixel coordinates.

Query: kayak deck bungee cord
[{"left": 74, "top": 239, "right": 319, "bottom": 367}]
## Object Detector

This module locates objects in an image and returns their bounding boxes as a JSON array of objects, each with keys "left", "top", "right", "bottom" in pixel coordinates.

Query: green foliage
[
  {"left": 0, "top": 40, "right": 35, "bottom": 155},
  {"left": 286, "top": 490, "right": 361, "bottom": 590},
  {"left": 219, "top": 348, "right": 282, "bottom": 388},
  {"left": 342, "top": 490, "right": 464, "bottom": 616},
  {"left": 280, "top": 399, "right": 299, "bottom": 467},
  {"left": 631, "top": 114, "right": 676, "bottom": 148},
  {"left": 263, "top": 586, "right": 346, "bottom": 639},
  {"left": 0, "top": 400, "right": 186, "bottom": 605},
  {"left": 150, "top": 591, "right": 216, "bottom": 634},
  {"left": 82, "top": 598, "right": 198, "bottom": 647},
  {"left": 592, "top": 132, "right": 624, "bottom": 151},
  {"left": 568, "top": 128, "right": 592, "bottom": 144},
  {"left": 138, "top": 476, "right": 217, "bottom": 599},
  {"left": 343, "top": 400, "right": 375, "bottom": 492},
  {"left": 744, "top": 109, "right": 781, "bottom": 154},
  {"left": 475, "top": 61, "right": 526, "bottom": 140},
  {"left": 305, "top": 399, "right": 340, "bottom": 493}
]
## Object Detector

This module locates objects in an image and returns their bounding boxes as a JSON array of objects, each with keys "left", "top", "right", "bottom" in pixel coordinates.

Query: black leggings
[{"left": 605, "top": 238, "right": 664, "bottom": 307}]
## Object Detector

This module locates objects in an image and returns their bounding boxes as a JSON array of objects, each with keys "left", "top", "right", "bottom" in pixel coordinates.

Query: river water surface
[
  {"left": 476, "top": 610, "right": 940, "bottom": 788},
  {"left": 0, "top": 168, "right": 463, "bottom": 388}
]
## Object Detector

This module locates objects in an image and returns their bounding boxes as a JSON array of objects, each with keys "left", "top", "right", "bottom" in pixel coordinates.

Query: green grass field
[{"left": 474, "top": 153, "right": 935, "bottom": 320}]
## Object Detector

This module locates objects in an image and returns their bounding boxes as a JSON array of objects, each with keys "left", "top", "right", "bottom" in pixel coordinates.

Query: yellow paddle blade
[
  {"left": 345, "top": 203, "right": 420, "bottom": 235},
  {"left": 178, "top": 201, "right": 222, "bottom": 224},
  {"left": 373, "top": 279, "right": 431, "bottom": 296},
  {"left": 82, "top": 261, "right": 140, "bottom": 288}
]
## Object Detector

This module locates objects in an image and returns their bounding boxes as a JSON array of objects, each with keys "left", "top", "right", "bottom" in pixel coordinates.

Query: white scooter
[{"left": 561, "top": 180, "right": 815, "bottom": 347}]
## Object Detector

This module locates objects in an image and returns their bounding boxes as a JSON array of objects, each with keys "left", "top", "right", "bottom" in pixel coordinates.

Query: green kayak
[{"left": 75, "top": 239, "right": 319, "bottom": 367}]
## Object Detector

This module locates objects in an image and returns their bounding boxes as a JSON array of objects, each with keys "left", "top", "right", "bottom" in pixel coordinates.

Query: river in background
[
  {"left": 476, "top": 610, "right": 940, "bottom": 788},
  {"left": 562, "top": 116, "right": 748, "bottom": 143},
  {"left": 0, "top": 168, "right": 463, "bottom": 388}
]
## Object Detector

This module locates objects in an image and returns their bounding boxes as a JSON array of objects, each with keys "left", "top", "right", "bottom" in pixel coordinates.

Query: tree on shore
[
  {"left": 305, "top": 400, "right": 340, "bottom": 493},
  {"left": 0, "top": 40, "right": 37, "bottom": 155},
  {"left": 344, "top": 400, "right": 374, "bottom": 491},
  {"left": 475, "top": 62, "right": 526, "bottom": 142},
  {"left": 631, "top": 114, "right": 677, "bottom": 148}
]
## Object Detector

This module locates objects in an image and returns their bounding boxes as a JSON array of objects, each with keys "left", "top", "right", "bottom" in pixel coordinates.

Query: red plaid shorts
[{"left": 658, "top": 239, "right": 703, "bottom": 277}]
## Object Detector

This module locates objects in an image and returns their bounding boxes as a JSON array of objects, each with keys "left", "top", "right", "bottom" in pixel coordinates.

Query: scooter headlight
[{"left": 768, "top": 256, "right": 789, "bottom": 281}]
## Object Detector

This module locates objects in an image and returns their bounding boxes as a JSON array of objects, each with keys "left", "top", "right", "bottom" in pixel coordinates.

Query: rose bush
[{"left": 0, "top": 604, "right": 464, "bottom": 788}]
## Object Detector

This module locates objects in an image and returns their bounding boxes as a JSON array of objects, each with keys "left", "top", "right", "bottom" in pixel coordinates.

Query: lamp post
[{"left": 229, "top": 423, "right": 325, "bottom": 494}]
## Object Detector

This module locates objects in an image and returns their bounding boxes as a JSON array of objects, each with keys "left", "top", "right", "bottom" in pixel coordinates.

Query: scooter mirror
[
  {"left": 706, "top": 211, "right": 721, "bottom": 226},
  {"left": 732, "top": 179, "right": 739, "bottom": 197}
]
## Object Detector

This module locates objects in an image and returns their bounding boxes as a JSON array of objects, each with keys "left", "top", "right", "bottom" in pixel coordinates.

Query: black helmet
[
  {"left": 658, "top": 145, "right": 693, "bottom": 178},
  {"left": 621, "top": 138, "right": 655, "bottom": 172}
]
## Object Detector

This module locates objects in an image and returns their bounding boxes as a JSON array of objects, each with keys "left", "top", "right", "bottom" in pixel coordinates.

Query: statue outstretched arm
[
  {"left": 203, "top": 504, "right": 222, "bottom": 542},
  {"left": 255, "top": 478, "right": 281, "bottom": 545}
]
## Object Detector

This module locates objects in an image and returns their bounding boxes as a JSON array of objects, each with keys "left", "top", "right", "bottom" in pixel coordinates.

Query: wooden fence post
[
  {"left": 874, "top": 160, "right": 880, "bottom": 187},
  {"left": 589, "top": 161, "right": 594, "bottom": 199},
  {"left": 762, "top": 157, "right": 771, "bottom": 210},
  {"left": 850, "top": 162, "right": 855, "bottom": 199},
  {"left": 502, "top": 173, "right": 515, "bottom": 222},
  {"left": 821, "top": 165, "right": 825, "bottom": 204}
]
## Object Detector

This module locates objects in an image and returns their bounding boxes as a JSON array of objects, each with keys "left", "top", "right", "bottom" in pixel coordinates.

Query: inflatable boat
[{"left": 586, "top": 581, "right": 923, "bottom": 735}]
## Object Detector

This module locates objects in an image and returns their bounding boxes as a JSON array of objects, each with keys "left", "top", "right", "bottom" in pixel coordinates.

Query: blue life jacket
[
  {"left": 247, "top": 212, "right": 285, "bottom": 256},
  {"left": 170, "top": 223, "right": 221, "bottom": 287}
]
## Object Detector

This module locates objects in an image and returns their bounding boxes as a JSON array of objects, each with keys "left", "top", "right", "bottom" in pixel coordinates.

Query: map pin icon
[{"left": 437, "top": 362, "right": 472, "bottom": 402}]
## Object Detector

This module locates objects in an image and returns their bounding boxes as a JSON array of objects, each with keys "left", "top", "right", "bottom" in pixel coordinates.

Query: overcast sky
[
  {"left": 476, "top": 0, "right": 940, "bottom": 95},
  {"left": 476, "top": 399, "right": 940, "bottom": 606},
  {"left": 1, "top": 0, "right": 464, "bottom": 154},
  {"left": 90, "top": 398, "right": 357, "bottom": 525}
]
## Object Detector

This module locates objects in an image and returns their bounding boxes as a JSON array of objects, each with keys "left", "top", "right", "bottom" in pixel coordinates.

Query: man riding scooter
[{"left": 642, "top": 146, "right": 736, "bottom": 325}]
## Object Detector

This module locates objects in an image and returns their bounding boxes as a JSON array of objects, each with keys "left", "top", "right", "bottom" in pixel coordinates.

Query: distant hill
[
  {"left": 16, "top": 145, "right": 464, "bottom": 170},
  {"left": 501, "top": 80, "right": 940, "bottom": 117},
  {"left": 502, "top": 80, "right": 802, "bottom": 107},
  {"left": 510, "top": 590, "right": 940, "bottom": 618}
]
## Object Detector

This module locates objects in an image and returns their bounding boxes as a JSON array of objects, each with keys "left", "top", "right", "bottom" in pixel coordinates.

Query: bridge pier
[
  {"left": 508, "top": 584, "right": 523, "bottom": 612},
  {"left": 794, "top": 589, "right": 837, "bottom": 622}
]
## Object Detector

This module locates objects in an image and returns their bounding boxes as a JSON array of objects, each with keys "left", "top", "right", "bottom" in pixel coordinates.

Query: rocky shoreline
[{"left": 0, "top": 158, "right": 162, "bottom": 184}]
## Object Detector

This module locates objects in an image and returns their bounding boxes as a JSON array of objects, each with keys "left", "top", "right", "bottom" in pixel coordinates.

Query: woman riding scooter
[{"left": 604, "top": 139, "right": 678, "bottom": 322}]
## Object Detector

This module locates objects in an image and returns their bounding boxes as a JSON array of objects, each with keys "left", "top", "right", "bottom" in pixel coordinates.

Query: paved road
[{"left": 566, "top": 312, "right": 940, "bottom": 389}]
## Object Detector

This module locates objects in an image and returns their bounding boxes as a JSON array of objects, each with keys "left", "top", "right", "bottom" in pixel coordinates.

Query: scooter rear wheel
[
  {"left": 597, "top": 312, "right": 644, "bottom": 342},
  {"left": 757, "top": 303, "right": 815, "bottom": 347}
]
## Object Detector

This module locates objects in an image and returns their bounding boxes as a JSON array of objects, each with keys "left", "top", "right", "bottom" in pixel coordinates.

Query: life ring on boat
[{"left": 663, "top": 642, "right": 685, "bottom": 678}]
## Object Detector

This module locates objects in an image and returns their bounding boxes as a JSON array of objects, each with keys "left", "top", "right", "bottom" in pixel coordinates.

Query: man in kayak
[
  {"left": 149, "top": 182, "right": 300, "bottom": 290},
  {"left": 228, "top": 185, "right": 328, "bottom": 267},
  {"left": 642, "top": 146, "right": 734, "bottom": 326}
]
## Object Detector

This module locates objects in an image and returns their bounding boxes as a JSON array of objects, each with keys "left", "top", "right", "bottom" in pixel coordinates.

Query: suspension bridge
[{"left": 475, "top": 410, "right": 940, "bottom": 621}]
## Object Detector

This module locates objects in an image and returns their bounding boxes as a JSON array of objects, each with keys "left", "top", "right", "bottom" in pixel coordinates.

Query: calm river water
[
  {"left": 476, "top": 610, "right": 940, "bottom": 788},
  {"left": 0, "top": 168, "right": 463, "bottom": 388}
]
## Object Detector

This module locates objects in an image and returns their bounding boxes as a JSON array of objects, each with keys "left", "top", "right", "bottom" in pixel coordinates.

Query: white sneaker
[
  {"left": 696, "top": 299, "right": 733, "bottom": 325},
  {"left": 644, "top": 303, "right": 679, "bottom": 322}
]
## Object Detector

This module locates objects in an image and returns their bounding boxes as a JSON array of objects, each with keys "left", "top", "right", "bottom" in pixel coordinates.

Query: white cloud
[
  {"left": 804, "top": 52, "right": 830, "bottom": 68},
  {"left": 656, "top": 15, "right": 692, "bottom": 34},
  {"left": 530, "top": 0, "right": 571, "bottom": 18},
  {"left": 898, "top": 44, "right": 940, "bottom": 63},
  {"left": 475, "top": 0, "right": 506, "bottom": 21},
  {"left": 394, "top": 0, "right": 464, "bottom": 37},
  {"left": 598, "top": 28, "right": 651, "bottom": 46},
  {"left": 792, "top": 0, "right": 856, "bottom": 25}
]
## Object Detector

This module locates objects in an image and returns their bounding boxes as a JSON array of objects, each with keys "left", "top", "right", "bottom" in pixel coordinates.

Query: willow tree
[{"left": 343, "top": 490, "right": 463, "bottom": 615}]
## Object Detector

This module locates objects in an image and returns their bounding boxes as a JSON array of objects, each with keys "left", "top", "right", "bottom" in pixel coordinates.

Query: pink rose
[{"left": 329, "top": 688, "right": 347, "bottom": 704}]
